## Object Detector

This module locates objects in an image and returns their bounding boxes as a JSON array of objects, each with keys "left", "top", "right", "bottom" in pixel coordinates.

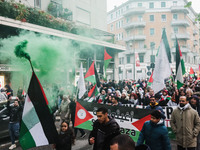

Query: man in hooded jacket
[
  {"left": 89, "top": 107, "right": 120, "bottom": 150},
  {"left": 170, "top": 96, "right": 200, "bottom": 150}
]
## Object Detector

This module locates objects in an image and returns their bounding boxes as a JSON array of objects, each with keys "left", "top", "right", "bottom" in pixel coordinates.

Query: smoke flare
[{"left": 14, "top": 40, "right": 31, "bottom": 61}]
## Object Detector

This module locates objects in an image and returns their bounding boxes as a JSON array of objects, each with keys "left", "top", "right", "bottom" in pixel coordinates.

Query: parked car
[{"left": 0, "top": 100, "right": 9, "bottom": 139}]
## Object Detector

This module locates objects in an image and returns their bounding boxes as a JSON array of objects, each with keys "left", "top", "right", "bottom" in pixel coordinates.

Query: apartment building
[{"left": 107, "top": 0, "right": 199, "bottom": 80}]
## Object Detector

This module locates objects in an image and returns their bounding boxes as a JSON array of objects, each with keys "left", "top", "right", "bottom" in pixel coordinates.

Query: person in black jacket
[
  {"left": 56, "top": 121, "right": 75, "bottom": 150},
  {"left": 7, "top": 97, "right": 23, "bottom": 150},
  {"left": 89, "top": 107, "right": 120, "bottom": 150}
]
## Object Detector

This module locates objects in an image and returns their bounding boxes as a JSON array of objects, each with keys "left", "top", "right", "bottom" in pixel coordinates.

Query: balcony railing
[
  {"left": 170, "top": 6, "right": 189, "bottom": 14},
  {"left": 123, "top": 21, "right": 146, "bottom": 30},
  {"left": 171, "top": 20, "right": 190, "bottom": 27},
  {"left": 125, "top": 35, "right": 146, "bottom": 42},
  {"left": 123, "top": 7, "right": 146, "bottom": 17},
  {"left": 171, "top": 33, "right": 190, "bottom": 40},
  {"left": 193, "top": 29, "right": 198, "bottom": 35}
]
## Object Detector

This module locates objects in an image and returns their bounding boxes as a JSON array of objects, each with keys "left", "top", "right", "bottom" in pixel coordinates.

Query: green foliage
[{"left": 184, "top": 1, "right": 192, "bottom": 8}]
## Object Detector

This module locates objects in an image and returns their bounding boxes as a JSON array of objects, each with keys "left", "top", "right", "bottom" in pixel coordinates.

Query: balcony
[
  {"left": 193, "top": 29, "right": 198, "bottom": 35},
  {"left": 171, "top": 20, "right": 190, "bottom": 27},
  {"left": 123, "top": 21, "right": 146, "bottom": 30},
  {"left": 170, "top": 6, "right": 189, "bottom": 14},
  {"left": 125, "top": 35, "right": 146, "bottom": 42},
  {"left": 171, "top": 46, "right": 190, "bottom": 53},
  {"left": 123, "top": 7, "right": 146, "bottom": 17},
  {"left": 194, "top": 40, "right": 198, "bottom": 46},
  {"left": 171, "top": 33, "right": 190, "bottom": 40}
]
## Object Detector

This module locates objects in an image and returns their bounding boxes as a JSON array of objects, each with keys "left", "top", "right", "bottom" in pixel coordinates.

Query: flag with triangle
[
  {"left": 147, "top": 72, "right": 153, "bottom": 87},
  {"left": 19, "top": 72, "right": 58, "bottom": 150},
  {"left": 152, "top": 31, "right": 171, "bottom": 94},
  {"left": 74, "top": 101, "right": 163, "bottom": 142},
  {"left": 85, "top": 61, "right": 96, "bottom": 84},
  {"left": 189, "top": 67, "right": 194, "bottom": 77},
  {"left": 104, "top": 48, "right": 112, "bottom": 78},
  {"left": 88, "top": 84, "right": 99, "bottom": 98},
  {"left": 78, "top": 63, "right": 86, "bottom": 99},
  {"left": 175, "top": 38, "right": 186, "bottom": 89},
  {"left": 22, "top": 89, "right": 26, "bottom": 97},
  {"left": 85, "top": 61, "right": 100, "bottom": 87},
  {"left": 74, "top": 102, "right": 94, "bottom": 130},
  {"left": 197, "top": 64, "right": 200, "bottom": 80}
]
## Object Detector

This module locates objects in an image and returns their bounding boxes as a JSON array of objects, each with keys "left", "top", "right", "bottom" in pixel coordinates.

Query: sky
[{"left": 107, "top": 0, "right": 200, "bottom": 13}]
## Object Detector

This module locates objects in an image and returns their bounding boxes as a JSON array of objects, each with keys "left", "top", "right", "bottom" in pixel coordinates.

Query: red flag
[
  {"left": 74, "top": 102, "right": 93, "bottom": 127},
  {"left": 132, "top": 115, "right": 151, "bottom": 131}
]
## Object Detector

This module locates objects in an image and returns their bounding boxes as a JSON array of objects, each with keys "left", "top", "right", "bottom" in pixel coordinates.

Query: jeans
[
  {"left": 177, "top": 145, "right": 196, "bottom": 150},
  {"left": 9, "top": 122, "right": 20, "bottom": 144}
]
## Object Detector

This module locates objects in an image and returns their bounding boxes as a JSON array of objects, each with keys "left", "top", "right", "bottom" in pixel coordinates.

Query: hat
[{"left": 163, "top": 90, "right": 168, "bottom": 94}]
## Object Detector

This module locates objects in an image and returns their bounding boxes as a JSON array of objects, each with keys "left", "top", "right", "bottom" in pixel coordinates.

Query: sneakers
[
  {"left": 80, "top": 133, "right": 87, "bottom": 138},
  {"left": 9, "top": 144, "right": 16, "bottom": 150}
]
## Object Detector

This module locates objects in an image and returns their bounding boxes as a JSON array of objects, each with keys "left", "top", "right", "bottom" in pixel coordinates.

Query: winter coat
[
  {"left": 56, "top": 128, "right": 74, "bottom": 150},
  {"left": 137, "top": 120, "right": 171, "bottom": 150},
  {"left": 170, "top": 104, "right": 200, "bottom": 148},
  {"left": 89, "top": 116, "right": 120, "bottom": 150},
  {"left": 58, "top": 99, "right": 71, "bottom": 121},
  {"left": 7, "top": 101, "right": 22, "bottom": 123}
]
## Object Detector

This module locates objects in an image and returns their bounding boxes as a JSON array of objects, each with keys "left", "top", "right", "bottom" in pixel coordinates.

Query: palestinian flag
[
  {"left": 147, "top": 72, "right": 153, "bottom": 87},
  {"left": 22, "top": 89, "right": 26, "bottom": 97},
  {"left": 175, "top": 38, "right": 186, "bottom": 89},
  {"left": 197, "top": 64, "right": 200, "bottom": 80},
  {"left": 74, "top": 101, "right": 153, "bottom": 141},
  {"left": 85, "top": 61, "right": 100, "bottom": 87},
  {"left": 88, "top": 84, "right": 99, "bottom": 98},
  {"left": 104, "top": 48, "right": 112, "bottom": 78},
  {"left": 19, "top": 72, "right": 58, "bottom": 150},
  {"left": 189, "top": 67, "right": 194, "bottom": 77}
]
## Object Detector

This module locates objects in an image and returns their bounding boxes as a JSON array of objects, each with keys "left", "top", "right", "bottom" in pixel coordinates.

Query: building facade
[
  {"left": 107, "top": 0, "right": 200, "bottom": 80},
  {"left": 16, "top": 0, "right": 107, "bottom": 31}
]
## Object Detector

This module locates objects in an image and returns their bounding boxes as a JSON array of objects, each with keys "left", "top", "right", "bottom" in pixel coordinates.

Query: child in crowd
[{"left": 56, "top": 121, "right": 75, "bottom": 150}]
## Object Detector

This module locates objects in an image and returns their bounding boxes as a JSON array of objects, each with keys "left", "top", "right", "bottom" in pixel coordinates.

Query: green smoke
[
  {"left": 0, "top": 30, "right": 93, "bottom": 112},
  {"left": 14, "top": 40, "right": 30, "bottom": 61}
]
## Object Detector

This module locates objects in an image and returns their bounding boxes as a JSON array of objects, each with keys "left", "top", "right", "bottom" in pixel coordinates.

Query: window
[
  {"left": 139, "top": 55, "right": 144, "bottom": 63},
  {"left": 111, "top": 25, "right": 113, "bottom": 31},
  {"left": 139, "top": 41, "right": 144, "bottom": 49},
  {"left": 173, "top": 14, "right": 178, "bottom": 20},
  {"left": 173, "top": 1, "right": 177, "bottom": 6},
  {"left": 149, "top": 2, "right": 154, "bottom": 8},
  {"left": 126, "top": 5, "right": 129, "bottom": 10},
  {"left": 34, "top": 0, "right": 41, "bottom": 8},
  {"left": 174, "top": 27, "right": 178, "bottom": 33},
  {"left": 162, "top": 28, "right": 166, "bottom": 32},
  {"left": 161, "top": 14, "right": 166, "bottom": 22},
  {"left": 118, "top": 21, "right": 121, "bottom": 28},
  {"left": 138, "top": 15, "right": 143, "bottom": 21},
  {"left": 150, "top": 15, "right": 154, "bottom": 21},
  {"left": 121, "top": 20, "right": 123, "bottom": 27},
  {"left": 122, "top": 57, "right": 124, "bottom": 64},
  {"left": 111, "top": 14, "right": 113, "bottom": 19},
  {"left": 116, "top": 22, "right": 118, "bottom": 29},
  {"left": 126, "top": 17, "right": 130, "bottom": 23},
  {"left": 121, "top": 33, "right": 123, "bottom": 39},
  {"left": 127, "top": 56, "right": 130, "bottom": 63},
  {"left": 138, "top": 3, "right": 142, "bottom": 7},
  {"left": 138, "top": 28, "right": 143, "bottom": 35},
  {"left": 150, "top": 42, "right": 155, "bottom": 49},
  {"left": 161, "top": 2, "right": 166, "bottom": 7},
  {"left": 150, "top": 28, "right": 155, "bottom": 35}
]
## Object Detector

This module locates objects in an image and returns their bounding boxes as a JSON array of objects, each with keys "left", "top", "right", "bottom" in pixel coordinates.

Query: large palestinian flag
[
  {"left": 74, "top": 101, "right": 153, "bottom": 141},
  {"left": 175, "top": 38, "right": 186, "bottom": 89},
  {"left": 19, "top": 72, "right": 58, "bottom": 150}
]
